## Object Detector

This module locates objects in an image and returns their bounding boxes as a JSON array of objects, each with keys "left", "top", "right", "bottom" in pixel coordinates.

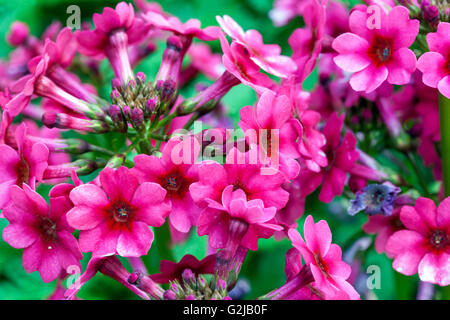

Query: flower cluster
[{"left": 0, "top": 0, "right": 450, "bottom": 300}]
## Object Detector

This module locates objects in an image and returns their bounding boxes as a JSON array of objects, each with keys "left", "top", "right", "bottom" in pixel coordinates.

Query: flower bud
[
  {"left": 7, "top": 22, "right": 29, "bottom": 47},
  {"left": 182, "top": 268, "right": 195, "bottom": 285},
  {"left": 163, "top": 290, "right": 177, "bottom": 300},
  {"left": 111, "top": 78, "right": 122, "bottom": 90},
  {"left": 136, "top": 72, "right": 147, "bottom": 84},
  {"left": 130, "top": 108, "right": 145, "bottom": 131},
  {"left": 423, "top": 5, "right": 440, "bottom": 25}
]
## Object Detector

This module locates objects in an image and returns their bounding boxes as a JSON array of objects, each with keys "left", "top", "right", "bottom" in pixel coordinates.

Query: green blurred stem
[
  {"left": 406, "top": 151, "right": 431, "bottom": 198},
  {"left": 439, "top": 93, "right": 450, "bottom": 197}
]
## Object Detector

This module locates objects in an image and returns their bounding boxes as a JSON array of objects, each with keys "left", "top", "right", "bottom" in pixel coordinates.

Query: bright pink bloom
[
  {"left": 67, "top": 166, "right": 171, "bottom": 257},
  {"left": 417, "top": 22, "right": 450, "bottom": 98},
  {"left": 289, "top": 0, "right": 327, "bottom": 81},
  {"left": 0, "top": 124, "right": 49, "bottom": 209},
  {"left": 77, "top": 2, "right": 150, "bottom": 83},
  {"left": 131, "top": 137, "right": 201, "bottom": 233},
  {"left": 217, "top": 15, "right": 296, "bottom": 78},
  {"left": 144, "top": 11, "right": 221, "bottom": 41},
  {"left": 278, "top": 81, "right": 328, "bottom": 173},
  {"left": 304, "top": 113, "right": 360, "bottom": 203},
  {"left": 288, "top": 216, "right": 360, "bottom": 299},
  {"left": 64, "top": 255, "right": 152, "bottom": 300},
  {"left": 332, "top": 5, "right": 419, "bottom": 93},
  {"left": 197, "top": 185, "right": 282, "bottom": 251},
  {"left": 151, "top": 254, "right": 216, "bottom": 284},
  {"left": 239, "top": 90, "right": 300, "bottom": 179},
  {"left": 386, "top": 197, "right": 450, "bottom": 286},
  {"left": 219, "top": 34, "right": 274, "bottom": 94},
  {"left": 190, "top": 148, "right": 290, "bottom": 210},
  {"left": 2, "top": 184, "right": 82, "bottom": 283}
]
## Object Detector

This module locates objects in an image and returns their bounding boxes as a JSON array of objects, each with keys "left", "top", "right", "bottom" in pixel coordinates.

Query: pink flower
[
  {"left": 67, "top": 166, "right": 171, "bottom": 257},
  {"left": 197, "top": 185, "right": 282, "bottom": 251},
  {"left": 131, "top": 137, "right": 201, "bottom": 233},
  {"left": 217, "top": 15, "right": 296, "bottom": 78},
  {"left": 238, "top": 90, "right": 300, "bottom": 180},
  {"left": 362, "top": 208, "right": 404, "bottom": 256},
  {"left": 190, "top": 148, "right": 290, "bottom": 210},
  {"left": 304, "top": 113, "right": 360, "bottom": 203},
  {"left": 386, "top": 197, "right": 450, "bottom": 286},
  {"left": 219, "top": 34, "right": 274, "bottom": 94},
  {"left": 144, "top": 11, "right": 221, "bottom": 41},
  {"left": 151, "top": 254, "right": 216, "bottom": 284},
  {"left": 288, "top": 216, "right": 360, "bottom": 299},
  {"left": 332, "top": 5, "right": 419, "bottom": 93},
  {"left": 2, "top": 184, "right": 82, "bottom": 283},
  {"left": 417, "top": 22, "right": 450, "bottom": 98},
  {"left": 77, "top": 2, "right": 150, "bottom": 83},
  {"left": 278, "top": 81, "right": 328, "bottom": 173},
  {"left": 288, "top": 0, "right": 327, "bottom": 81},
  {"left": 64, "top": 255, "right": 152, "bottom": 300},
  {"left": 0, "top": 123, "right": 49, "bottom": 209}
]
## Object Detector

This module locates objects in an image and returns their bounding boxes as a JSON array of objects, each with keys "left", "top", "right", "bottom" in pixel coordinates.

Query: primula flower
[
  {"left": 386, "top": 197, "right": 450, "bottom": 286},
  {"left": 288, "top": 216, "right": 360, "bottom": 299},
  {"left": 2, "top": 184, "right": 82, "bottom": 283},
  {"left": 332, "top": 5, "right": 419, "bottom": 93},
  {"left": 190, "top": 147, "right": 290, "bottom": 210},
  {"left": 64, "top": 255, "right": 153, "bottom": 300},
  {"left": 197, "top": 185, "right": 282, "bottom": 251},
  {"left": 144, "top": 11, "right": 221, "bottom": 41},
  {"left": 67, "top": 166, "right": 171, "bottom": 257},
  {"left": 239, "top": 90, "right": 301, "bottom": 180},
  {"left": 288, "top": 0, "right": 327, "bottom": 81},
  {"left": 417, "top": 22, "right": 450, "bottom": 98},
  {"left": 217, "top": 15, "right": 296, "bottom": 78},
  {"left": 219, "top": 34, "right": 274, "bottom": 94},
  {"left": 278, "top": 80, "right": 328, "bottom": 173},
  {"left": 0, "top": 123, "right": 49, "bottom": 209},
  {"left": 131, "top": 137, "right": 201, "bottom": 233},
  {"left": 151, "top": 254, "right": 216, "bottom": 284},
  {"left": 302, "top": 113, "right": 360, "bottom": 203},
  {"left": 77, "top": 2, "right": 150, "bottom": 83}
]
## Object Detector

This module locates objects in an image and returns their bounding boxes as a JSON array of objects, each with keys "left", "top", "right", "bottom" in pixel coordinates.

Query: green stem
[
  {"left": 406, "top": 151, "right": 431, "bottom": 198},
  {"left": 439, "top": 93, "right": 450, "bottom": 197}
]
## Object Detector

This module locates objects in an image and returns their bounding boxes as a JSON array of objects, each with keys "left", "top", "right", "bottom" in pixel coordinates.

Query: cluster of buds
[{"left": 162, "top": 269, "right": 229, "bottom": 300}]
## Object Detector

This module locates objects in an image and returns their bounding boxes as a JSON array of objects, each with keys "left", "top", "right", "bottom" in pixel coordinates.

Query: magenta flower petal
[
  {"left": 386, "top": 230, "right": 426, "bottom": 275},
  {"left": 350, "top": 65, "right": 388, "bottom": 93},
  {"left": 418, "top": 252, "right": 450, "bottom": 286},
  {"left": 117, "top": 222, "right": 154, "bottom": 257}
]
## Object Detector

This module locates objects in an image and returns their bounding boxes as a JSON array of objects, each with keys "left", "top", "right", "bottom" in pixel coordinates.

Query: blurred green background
[{"left": 0, "top": 0, "right": 446, "bottom": 300}]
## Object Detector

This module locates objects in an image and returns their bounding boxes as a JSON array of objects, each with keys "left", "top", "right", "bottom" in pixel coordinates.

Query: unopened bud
[
  {"left": 163, "top": 290, "right": 177, "bottom": 300},
  {"left": 182, "top": 268, "right": 195, "bottom": 285},
  {"left": 136, "top": 72, "right": 147, "bottom": 84},
  {"left": 130, "top": 108, "right": 145, "bottom": 130},
  {"left": 7, "top": 22, "right": 29, "bottom": 47}
]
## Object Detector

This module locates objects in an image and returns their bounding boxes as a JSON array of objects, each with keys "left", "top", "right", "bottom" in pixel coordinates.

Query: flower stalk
[{"left": 439, "top": 93, "right": 450, "bottom": 196}]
